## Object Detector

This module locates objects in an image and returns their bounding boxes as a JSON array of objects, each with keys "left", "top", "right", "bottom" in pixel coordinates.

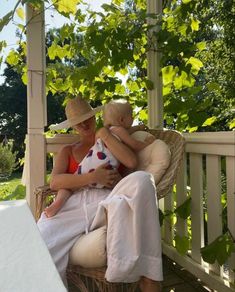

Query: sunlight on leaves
[
  {"left": 196, "top": 41, "right": 206, "bottom": 51},
  {"left": 16, "top": 7, "right": 25, "bottom": 21},
  {"left": 175, "top": 235, "right": 190, "bottom": 255},
  {"left": 202, "top": 116, "right": 217, "bottom": 127},
  {"left": 228, "top": 118, "right": 235, "bottom": 129},
  {"left": 162, "top": 65, "right": 177, "bottom": 86},
  {"left": 191, "top": 18, "right": 200, "bottom": 31},
  {"left": 188, "top": 126, "right": 198, "bottom": 133},
  {"left": 53, "top": 0, "right": 81, "bottom": 15},
  {"left": 6, "top": 50, "right": 19, "bottom": 66},
  {"left": 186, "top": 57, "right": 203, "bottom": 74}
]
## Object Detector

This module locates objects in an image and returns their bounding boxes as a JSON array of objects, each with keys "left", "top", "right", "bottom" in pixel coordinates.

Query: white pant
[{"left": 37, "top": 171, "right": 163, "bottom": 287}]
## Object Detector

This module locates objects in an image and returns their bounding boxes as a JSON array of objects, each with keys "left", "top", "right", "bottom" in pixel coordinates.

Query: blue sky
[{"left": 0, "top": 0, "right": 109, "bottom": 84}]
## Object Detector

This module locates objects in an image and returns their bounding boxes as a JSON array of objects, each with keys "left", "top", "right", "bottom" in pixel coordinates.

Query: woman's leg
[{"left": 93, "top": 171, "right": 163, "bottom": 285}]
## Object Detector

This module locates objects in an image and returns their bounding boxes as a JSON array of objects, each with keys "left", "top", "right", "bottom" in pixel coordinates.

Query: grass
[{"left": 0, "top": 172, "right": 25, "bottom": 201}]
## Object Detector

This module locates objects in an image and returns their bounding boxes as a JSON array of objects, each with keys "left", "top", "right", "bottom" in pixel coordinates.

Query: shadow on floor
[{"left": 162, "top": 255, "right": 213, "bottom": 292}]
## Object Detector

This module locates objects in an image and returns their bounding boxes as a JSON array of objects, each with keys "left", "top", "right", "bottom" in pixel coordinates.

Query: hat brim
[{"left": 49, "top": 105, "right": 103, "bottom": 130}]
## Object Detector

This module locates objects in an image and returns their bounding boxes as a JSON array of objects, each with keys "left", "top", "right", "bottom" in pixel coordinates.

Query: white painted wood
[
  {"left": 190, "top": 153, "right": 204, "bottom": 264},
  {"left": 147, "top": 0, "right": 163, "bottom": 129},
  {"left": 0, "top": 200, "right": 66, "bottom": 292},
  {"left": 176, "top": 154, "right": 188, "bottom": 236},
  {"left": 163, "top": 243, "right": 235, "bottom": 292},
  {"left": 26, "top": 4, "right": 46, "bottom": 216},
  {"left": 26, "top": 4, "right": 46, "bottom": 129},
  {"left": 186, "top": 143, "right": 235, "bottom": 156},
  {"left": 206, "top": 155, "right": 222, "bottom": 276},
  {"left": 183, "top": 131, "right": 235, "bottom": 144},
  {"left": 26, "top": 134, "right": 46, "bottom": 215},
  {"left": 226, "top": 156, "right": 235, "bottom": 282}
]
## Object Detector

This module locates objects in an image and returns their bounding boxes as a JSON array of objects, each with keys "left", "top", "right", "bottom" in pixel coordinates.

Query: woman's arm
[
  {"left": 50, "top": 145, "right": 120, "bottom": 191},
  {"left": 96, "top": 127, "right": 137, "bottom": 169}
]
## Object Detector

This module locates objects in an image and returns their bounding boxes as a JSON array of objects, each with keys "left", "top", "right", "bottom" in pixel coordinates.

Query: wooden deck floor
[
  {"left": 162, "top": 255, "right": 213, "bottom": 292},
  {"left": 68, "top": 255, "right": 214, "bottom": 291}
]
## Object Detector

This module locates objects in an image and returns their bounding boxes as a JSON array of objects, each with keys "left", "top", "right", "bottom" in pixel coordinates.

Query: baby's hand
[{"left": 138, "top": 124, "right": 149, "bottom": 131}]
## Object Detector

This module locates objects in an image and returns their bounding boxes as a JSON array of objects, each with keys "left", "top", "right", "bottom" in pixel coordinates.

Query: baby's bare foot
[{"left": 44, "top": 200, "right": 64, "bottom": 217}]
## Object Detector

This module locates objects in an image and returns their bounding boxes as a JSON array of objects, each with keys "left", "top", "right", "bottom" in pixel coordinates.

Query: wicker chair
[{"left": 35, "top": 129, "right": 185, "bottom": 292}]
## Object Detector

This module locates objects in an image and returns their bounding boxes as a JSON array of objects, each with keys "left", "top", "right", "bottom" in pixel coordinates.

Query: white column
[
  {"left": 25, "top": 3, "right": 46, "bottom": 216},
  {"left": 147, "top": 0, "right": 163, "bottom": 129}
]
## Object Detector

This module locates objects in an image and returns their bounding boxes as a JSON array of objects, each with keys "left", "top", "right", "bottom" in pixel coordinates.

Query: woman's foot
[{"left": 139, "top": 276, "right": 162, "bottom": 292}]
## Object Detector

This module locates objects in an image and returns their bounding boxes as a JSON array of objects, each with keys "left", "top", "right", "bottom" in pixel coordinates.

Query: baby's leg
[{"left": 44, "top": 189, "right": 71, "bottom": 217}]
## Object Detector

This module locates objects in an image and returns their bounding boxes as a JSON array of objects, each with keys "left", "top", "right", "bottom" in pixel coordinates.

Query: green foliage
[
  {"left": 1, "top": 0, "right": 234, "bottom": 132},
  {"left": 201, "top": 231, "right": 235, "bottom": 266},
  {"left": 175, "top": 234, "right": 191, "bottom": 255},
  {"left": 0, "top": 143, "right": 17, "bottom": 178},
  {"left": 2, "top": 184, "right": 26, "bottom": 201},
  {"left": 0, "top": 172, "right": 25, "bottom": 201},
  {"left": 175, "top": 197, "right": 191, "bottom": 219}
]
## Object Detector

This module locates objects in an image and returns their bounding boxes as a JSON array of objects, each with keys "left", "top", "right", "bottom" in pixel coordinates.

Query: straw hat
[{"left": 50, "top": 97, "right": 103, "bottom": 130}]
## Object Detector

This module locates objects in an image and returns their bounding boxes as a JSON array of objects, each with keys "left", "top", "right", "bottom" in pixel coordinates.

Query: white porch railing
[
  {"left": 44, "top": 131, "right": 235, "bottom": 292},
  {"left": 161, "top": 131, "right": 235, "bottom": 292}
]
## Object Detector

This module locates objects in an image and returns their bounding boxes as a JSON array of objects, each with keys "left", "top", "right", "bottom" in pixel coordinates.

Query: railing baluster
[
  {"left": 206, "top": 155, "right": 223, "bottom": 276},
  {"left": 190, "top": 153, "right": 204, "bottom": 264},
  {"left": 176, "top": 154, "right": 188, "bottom": 237},
  {"left": 226, "top": 156, "right": 235, "bottom": 283}
]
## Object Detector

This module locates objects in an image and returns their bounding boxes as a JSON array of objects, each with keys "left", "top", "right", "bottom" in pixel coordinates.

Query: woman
[{"left": 37, "top": 96, "right": 163, "bottom": 292}]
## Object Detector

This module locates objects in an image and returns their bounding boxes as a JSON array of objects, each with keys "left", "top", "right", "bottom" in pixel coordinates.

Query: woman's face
[{"left": 74, "top": 116, "right": 96, "bottom": 136}]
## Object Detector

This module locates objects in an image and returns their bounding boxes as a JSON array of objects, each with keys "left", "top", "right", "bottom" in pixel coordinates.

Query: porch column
[
  {"left": 25, "top": 3, "right": 46, "bottom": 216},
  {"left": 147, "top": 0, "right": 163, "bottom": 129}
]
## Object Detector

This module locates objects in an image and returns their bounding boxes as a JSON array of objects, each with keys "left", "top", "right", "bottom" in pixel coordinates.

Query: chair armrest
[{"left": 34, "top": 185, "right": 57, "bottom": 221}]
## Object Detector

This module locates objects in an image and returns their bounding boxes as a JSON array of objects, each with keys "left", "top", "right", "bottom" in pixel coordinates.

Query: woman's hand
[{"left": 93, "top": 163, "right": 122, "bottom": 188}]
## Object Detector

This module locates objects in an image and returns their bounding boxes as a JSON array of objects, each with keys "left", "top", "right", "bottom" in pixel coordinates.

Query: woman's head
[
  {"left": 103, "top": 99, "right": 133, "bottom": 129},
  {"left": 50, "top": 96, "right": 103, "bottom": 131}
]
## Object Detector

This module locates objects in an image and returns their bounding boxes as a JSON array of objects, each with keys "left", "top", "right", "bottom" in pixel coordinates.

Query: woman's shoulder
[{"left": 59, "top": 142, "right": 81, "bottom": 156}]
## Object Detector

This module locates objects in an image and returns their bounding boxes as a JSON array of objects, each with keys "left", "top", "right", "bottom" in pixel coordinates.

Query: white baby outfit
[
  {"left": 37, "top": 171, "right": 163, "bottom": 289},
  {"left": 75, "top": 138, "right": 119, "bottom": 188}
]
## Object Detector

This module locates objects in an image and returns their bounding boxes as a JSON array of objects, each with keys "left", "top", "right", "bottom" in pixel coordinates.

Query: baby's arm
[
  {"left": 111, "top": 126, "right": 153, "bottom": 152},
  {"left": 128, "top": 124, "right": 148, "bottom": 134}
]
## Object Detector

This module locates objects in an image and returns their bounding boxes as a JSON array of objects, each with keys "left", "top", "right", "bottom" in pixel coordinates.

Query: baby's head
[{"left": 103, "top": 99, "right": 133, "bottom": 129}]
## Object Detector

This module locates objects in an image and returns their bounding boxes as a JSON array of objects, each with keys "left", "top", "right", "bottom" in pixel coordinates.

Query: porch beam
[
  {"left": 147, "top": 0, "right": 163, "bottom": 129},
  {"left": 25, "top": 3, "right": 46, "bottom": 216}
]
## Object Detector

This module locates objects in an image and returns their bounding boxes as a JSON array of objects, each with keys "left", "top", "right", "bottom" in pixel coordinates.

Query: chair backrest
[{"left": 148, "top": 129, "right": 185, "bottom": 199}]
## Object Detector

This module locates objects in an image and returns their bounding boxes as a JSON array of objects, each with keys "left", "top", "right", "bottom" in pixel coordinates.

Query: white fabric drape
[{"left": 37, "top": 171, "right": 163, "bottom": 288}]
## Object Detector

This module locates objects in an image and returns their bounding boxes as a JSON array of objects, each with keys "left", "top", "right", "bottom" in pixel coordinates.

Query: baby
[{"left": 44, "top": 99, "right": 154, "bottom": 217}]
